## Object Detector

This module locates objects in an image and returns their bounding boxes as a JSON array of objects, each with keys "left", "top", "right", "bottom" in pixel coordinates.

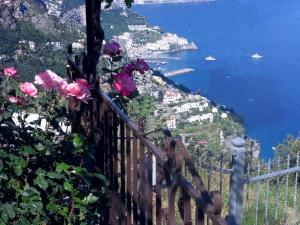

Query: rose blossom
[
  {"left": 34, "top": 70, "right": 68, "bottom": 94},
  {"left": 20, "top": 82, "right": 38, "bottom": 97},
  {"left": 121, "top": 64, "right": 135, "bottom": 76},
  {"left": 3, "top": 67, "right": 18, "bottom": 78},
  {"left": 76, "top": 78, "right": 90, "bottom": 88},
  {"left": 67, "top": 79, "right": 91, "bottom": 103},
  {"left": 103, "top": 41, "right": 121, "bottom": 57},
  {"left": 8, "top": 96, "right": 26, "bottom": 105},
  {"left": 34, "top": 70, "right": 64, "bottom": 89},
  {"left": 113, "top": 72, "right": 137, "bottom": 97},
  {"left": 132, "top": 59, "right": 149, "bottom": 74}
]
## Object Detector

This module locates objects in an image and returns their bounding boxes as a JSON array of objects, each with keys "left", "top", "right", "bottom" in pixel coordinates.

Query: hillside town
[{"left": 114, "top": 24, "right": 197, "bottom": 58}]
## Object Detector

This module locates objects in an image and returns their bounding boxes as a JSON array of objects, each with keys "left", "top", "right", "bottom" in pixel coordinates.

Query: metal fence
[{"left": 193, "top": 140, "right": 300, "bottom": 225}]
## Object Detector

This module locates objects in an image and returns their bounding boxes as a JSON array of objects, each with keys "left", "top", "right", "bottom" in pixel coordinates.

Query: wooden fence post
[{"left": 228, "top": 137, "right": 246, "bottom": 225}]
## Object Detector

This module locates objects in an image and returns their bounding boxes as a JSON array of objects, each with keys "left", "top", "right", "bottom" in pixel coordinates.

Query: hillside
[{"left": 0, "top": 0, "right": 83, "bottom": 80}]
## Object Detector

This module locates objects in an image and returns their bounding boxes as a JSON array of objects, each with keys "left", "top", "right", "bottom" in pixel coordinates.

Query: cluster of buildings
[{"left": 115, "top": 24, "right": 196, "bottom": 58}]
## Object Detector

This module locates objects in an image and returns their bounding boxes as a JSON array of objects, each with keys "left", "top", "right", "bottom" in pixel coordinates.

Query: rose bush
[
  {"left": 0, "top": 68, "right": 108, "bottom": 225},
  {"left": 101, "top": 40, "right": 149, "bottom": 110}
]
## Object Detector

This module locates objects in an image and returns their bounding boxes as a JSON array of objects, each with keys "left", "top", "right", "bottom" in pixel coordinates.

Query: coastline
[{"left": 134, "top": 0, "right": 215, "bottom": 5}]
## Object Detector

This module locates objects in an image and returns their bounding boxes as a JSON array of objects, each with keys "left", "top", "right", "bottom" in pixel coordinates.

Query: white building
[
  {"left": 128, "top": 24, "right": 147, "bottom": 31},
  {"left": 166, "top": 118, "right": 176, "bottom": 129},
  {"left": 188, "top": 113, "right": 214, "bottom": 123},
  {"left": 221, "top": 112, "right": 228, "bottom": 119},
  {"left": 163, "top": 89, "right": 182, "bottom": 104},
  {"left": 212, "top": 107, "right": 218, "bottom": 113},
  {"left": 28, "top": 41, "right": 35, "bottom": 51}
]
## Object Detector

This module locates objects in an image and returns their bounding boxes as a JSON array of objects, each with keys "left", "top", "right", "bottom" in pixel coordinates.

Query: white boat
[
  {"left": 251, "top": 53, "right": 263, "bottom": 59},
  {"left": 205, "top": 56, "right": 217, "bottom": 61}
]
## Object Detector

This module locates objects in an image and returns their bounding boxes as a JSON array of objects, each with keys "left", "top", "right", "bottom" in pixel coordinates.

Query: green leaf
[
  {"left": 56, "top": 162, "right": 71, "bottom": 172},
  {"left": 47, "top": 172, "right": 64, "bottom": 179},
  {"left": 94, "top": 173, "right": 109, "bottom": 185},
  {"left": 82, "top": 193, "right": 99, "bottom": 205},
  {"left": 15, "top": 158, "right": 27, "bottom": 168},
  {"left": 63, "top": 182, "right": 73, "bottom": 192},
  {"left": 22, "top": 146, "right": 35, "bottom": 155},
  {"left": 4, "top": 203, "right": 16, "bottom": 219},
  {"left": 35, "top": 168, "right": 47, "bottom": 176},
  {"left": 0, "top": 150, "right": 8, "bottom": 158},
  {"left": 17, "top": 216, "right": 31, "bottom": 225},
  {"left": 0, "top": 212, "right": 8, "bottom": 223},
  {"left": 13, "top": 165, "right": 23, "bottom": 176},
  {"left": 73, "top": 133, "right": 84, "bottom": 149},
  {"left": 35, "top": 175, "right": 49, "bottom": 190}
]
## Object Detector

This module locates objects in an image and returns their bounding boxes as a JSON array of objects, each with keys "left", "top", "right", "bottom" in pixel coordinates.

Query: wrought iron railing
[{"left": 66, "top": 46, "right": 229, "bottom": 225}]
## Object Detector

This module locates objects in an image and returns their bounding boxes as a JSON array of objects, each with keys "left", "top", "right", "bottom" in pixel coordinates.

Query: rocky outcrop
[{"left": 0, "top": 0, "right": 24, "bottom": 29}]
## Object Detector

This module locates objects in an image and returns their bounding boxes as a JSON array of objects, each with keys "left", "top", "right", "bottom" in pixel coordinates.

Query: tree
[{"left": 275, "top": 133, "right": 300, "bottom": 167}]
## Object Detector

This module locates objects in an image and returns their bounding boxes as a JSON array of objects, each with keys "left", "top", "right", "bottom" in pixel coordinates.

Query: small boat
[
  {"left": 251, "top": 53, "right": 263, "bottom": 59},
  {"left": 205, "top": 56, "right": 217, "bottom": 61}
]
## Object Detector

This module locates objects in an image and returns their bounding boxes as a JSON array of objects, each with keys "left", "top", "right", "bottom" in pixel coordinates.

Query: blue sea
[{"left": 133, "top": 0, "right": 300, "bottom": 159}]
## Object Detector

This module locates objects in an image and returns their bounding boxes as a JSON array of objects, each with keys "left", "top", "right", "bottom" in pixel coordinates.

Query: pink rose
[
  {"left": 103, "top": 41, "right": 121, "bottom": 57},
  {"left": 34, "top": 70, "right": 68, "bottom": 95},
  {"left": 76, "top": 78, "right": 90, "bottom": 88},
  {"left": 113, "top": 72, "right": 137, "bottom": 97},
  {"left": 20, "top": 82, "right": 38, "bottom": 97},
  {"left": 59, "top": 81, "right": 69, "bottom": 97},
  {"left": 132, "top": 59, "right": 149, "bottom": 74},
  {"left": 8, "top": 96, "right": 26, "bottom": 105},
  {"left": 67, "top": 79, "right": 91, "bottom": 103},
  {"left": 121, "top": 64, "right": 135, "bottom": 76},
  {"left": 3, "top": 67, "right": 18, "bottom": 78}
]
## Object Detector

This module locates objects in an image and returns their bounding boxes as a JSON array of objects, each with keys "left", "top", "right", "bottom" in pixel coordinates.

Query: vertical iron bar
[
  {"left": 147, "top": 151, "right": 153, "bottom": 225},
  {"left": 140, "top": 139, "right": 146, "bottom": 225},
  {"left": 113, "top": 112, "right": 119, "bottom": 224},
  {"left": 283, "top": 155, "right": 290, "bottom": 225},
  {"left": 126, "top": 126, "right": 132, "bottom": 225},
  {"left": 275, "top": 159, "right": 280, "bottom": 225},
  {"left": 183, "top": 192, "right": 192, "bottom": 225},
  {"left": 132, "top": 135, "right": 139, "bottom": 225},
  {"left": 293, "top": 152, "right": 299, "bottom": 224},
  {"left": 265, "top": 159, "right": 271, "bottom": 225},
  {"left": 104, "top": 110, "right": 109, "bottom": 178},
  {"left": 108, "top": 110, "right": 114, "bottom": 223},
  {"left": 255, "top": 162, "right": 261, "bottom": 225},
  {"left": 156, "top": 159, "right": 162, "bottom": 225},
  {"left": 120, "top": 120, "right": 126, "bottom": 224},
  {"left": 207, "top": 151, "right": 211, "bottom": 225}
]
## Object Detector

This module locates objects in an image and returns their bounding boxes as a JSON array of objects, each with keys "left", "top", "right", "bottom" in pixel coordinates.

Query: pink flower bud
[
  {"left": 3, "top": 67, "right": 18, "bottom": 78},
  {"left": 132, "top": 59, "right": 149, "bottom": 74},
  {"left": 103, "top": 41, "right": 121, "bottom": 57},
  {"left": 8, "top": 96, "right": 26, "bottom": 105},
  {"left": 20, "top": 82, "right": 38, "bottom": 98}
]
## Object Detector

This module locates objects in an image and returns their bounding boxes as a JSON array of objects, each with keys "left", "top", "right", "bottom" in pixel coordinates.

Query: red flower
[
  {"left": 3, "top": 67, "right": 18, "bottom": 78},
  {"left": 113, "top": 72, "right": 137, "bottom": 97},
  {"left": 103, "top": 41, "right": 121, "bottom": 57},
  {"left": 20, "top": 82, "right": 38, "bottom": 98},
  {"left": 8, "top": 96, "right": 26, "bottom": 105},
  {"left": 132, "top": 59, "right": 149, "bottom": 74},
  {"left": 67, "top": 79, "right": 91, "bottom": 103}
]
